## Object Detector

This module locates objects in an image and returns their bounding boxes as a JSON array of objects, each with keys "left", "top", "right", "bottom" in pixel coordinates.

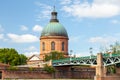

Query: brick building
[{"left": 40, "top": 8, "right": 69, "bottom": 60}]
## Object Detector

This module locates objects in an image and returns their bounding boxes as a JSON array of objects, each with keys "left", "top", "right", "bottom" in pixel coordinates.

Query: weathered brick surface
[
  {"left": 3, "top": 70, "right": 52, "bottom": 79},
  {"left": 40, "top": 36, "right": 68, "bottom": 60},
  {"left": 1, "top": 67, "right": 96, "bottom": 79}
]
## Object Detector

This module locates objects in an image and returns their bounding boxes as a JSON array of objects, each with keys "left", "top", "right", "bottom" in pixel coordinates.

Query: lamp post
[
  {"left": 89, "top": 47, "right": 93, "bottom": 55},
  {"left": 89, "top": 47, "right": 93, "bottom": 59},
  {"left": 110, "top": 45, "right": 113, "bottom": 57},
  {"left": 110, "top": 45, "right": 113, "bottom": 53},
  {"left": 70, "top": 50, "right": 73, "bottom": 62}
]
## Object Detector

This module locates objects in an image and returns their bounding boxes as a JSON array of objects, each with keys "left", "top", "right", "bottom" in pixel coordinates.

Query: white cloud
[
  {"left": 0, "top": 34, "right": 7, "bottom": 41},
  {"left": 24, "top": 51, "right": 39, "bottom": 57},
  {"left": 33, "top": 25, "right": 43, "bottom": 32},
  {"left": 89, "top": 36, "right": 117, "bottom": 44},
  {"left": 94, "top": 0, "right": 120, "bottom": 5},
  {"left": 74, "top": 51, "right": 91, "bottom": 57},
  {"left": 61, "top": 0, "right": 120, "bottom": 18},
  {"left": 115, "top": 33, "right": 120, "bottom": 36},
  {"left": 69, "top": 36, "right": 81, "bottom": 42},
  {"left": 35, "top": 2, "right": 52, "bottom": 20},
  {"left": 60, "top": 0, "right": 72, "bottom": 5},
  {"left": 88, "top": 34, "right": 120, "bottom": 53},
  {"left": 25, "top": 46, "right": 37, "bottom": 51},
  {"left": 20, "top": 25, "right": 28, "bottom": 31},
  {"left": 111, "top": 19, "right": 120, "bottom": 24},
  {"left": 0, "top": 25, "right": 4, "bottom": 32},
  {"left": 0, "top": 34, "right": 4, "bottom": 40},
  {"left": 7, "top": 33, "right": 39, "bottom": 43}
]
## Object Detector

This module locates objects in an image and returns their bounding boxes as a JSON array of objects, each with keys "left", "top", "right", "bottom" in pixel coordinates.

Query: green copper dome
[
  {"left": 40, "top": 8, "right": 68, "bottom": 38},
  {"left": 41, "top": 22, "right": 68, "bottom": 37}
]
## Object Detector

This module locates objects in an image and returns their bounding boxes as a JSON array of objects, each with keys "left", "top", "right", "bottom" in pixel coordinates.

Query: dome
[
  {"left": 40, "top": 8, "right": 68, "bottom": 38},
  {"left": 41, "top": 22, "right": 68, "bottom": 37}
]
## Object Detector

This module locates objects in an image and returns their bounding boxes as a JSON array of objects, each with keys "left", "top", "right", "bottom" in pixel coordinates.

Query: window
[
  {"left": 51, "top": 41, "right": 55, "bottom": 50},
  {"left": 42, "top": 42, "right": 45, "bottom": 51},
  {"left": 62, "top": 42, "right": 64, "bottom": 51}
]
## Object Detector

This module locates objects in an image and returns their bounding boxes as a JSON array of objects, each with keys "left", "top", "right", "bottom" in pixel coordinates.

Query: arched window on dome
[
  {"left": 62, "top": 42, "right": 64, "bottom": 51},
  {"left": 42, "top": 42, "right": 45, "bottom": 51},
  {"left": 51, "top": 41, "right": 55, "bottom": 50}
]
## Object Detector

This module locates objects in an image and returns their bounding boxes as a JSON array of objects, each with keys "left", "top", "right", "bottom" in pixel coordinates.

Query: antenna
[
  {"left": 53, "top": 5, "right": 55, "bottom": 12},
  {"left": 53, "top": 0, "right": 57, "bottom": 9}
]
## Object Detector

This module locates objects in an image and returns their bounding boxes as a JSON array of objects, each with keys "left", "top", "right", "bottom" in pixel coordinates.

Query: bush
[
  {"left": 7, "top": 66, "right": 18, "bottom": 71},
  {"left": 107, "top": 65, "right": 116, "bottom": 74},
  {"left": 43, "top": 64, "right": 55, "bottom": 73}
]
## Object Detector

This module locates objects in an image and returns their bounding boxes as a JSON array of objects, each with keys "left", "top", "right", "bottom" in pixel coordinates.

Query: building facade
[{"left": 40, "top": 8, "right": 69, "bottom": 60}]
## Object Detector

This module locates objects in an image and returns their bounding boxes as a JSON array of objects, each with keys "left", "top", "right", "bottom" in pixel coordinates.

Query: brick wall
[
  {"left": 2, "top": 70, "right": 53, "bottom": 79},
  {"left": 54, "top": 66, "right": 95, "bottom": 79},
  {"left": 0, "top": 66, "right": 97, "bottom": 79},
  {"left": 1, "top": 67, "right": 95, "bottom": 79}
]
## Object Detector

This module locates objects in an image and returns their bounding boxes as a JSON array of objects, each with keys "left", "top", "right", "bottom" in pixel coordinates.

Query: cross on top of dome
[{"left": 50, "top": 6, "right": 59, "bottom": 22}]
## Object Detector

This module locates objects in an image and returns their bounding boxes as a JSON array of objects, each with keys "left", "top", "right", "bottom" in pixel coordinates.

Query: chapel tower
[{"left": 40, "top": 7, "right": 69, "bottom": 60}]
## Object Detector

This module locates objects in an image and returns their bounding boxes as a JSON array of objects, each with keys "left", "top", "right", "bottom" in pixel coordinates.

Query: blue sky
[{"left": 0, "top": 0, "right": 120, "bottom": 57}]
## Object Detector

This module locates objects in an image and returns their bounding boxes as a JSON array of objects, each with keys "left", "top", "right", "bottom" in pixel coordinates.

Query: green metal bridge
[{"left": 52, "top": 53, "right": 120, "bottom": 66}]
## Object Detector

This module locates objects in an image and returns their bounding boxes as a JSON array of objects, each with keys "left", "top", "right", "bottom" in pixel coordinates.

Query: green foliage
[
  {"left": 8, "top": 66, "right": 18, "bottom": 71},
  {"left": 107, "top": 65, "right": 116, "bottom": 74},
  {"left": 116, "top": 63, "right": 120, "bottom": 68},
  {"left": 29, "top": 67, "right": 35, "bottom": 71},
  {"left": 0, "top": 48, "right": 27, "bottom": 66},
  {"left": 99, "top": 41, "right": 120, "bottom": 53},
  {"left": 44, "top": 51, "right": 65, "bottom": 61},
  {"left": 44, "top": 55, "right": 52, "bottom": 61},
  {"left": 19, "top": 54, "right": 27, "bottom": 65},
  {"left": 43, "top": 64, "right": 55, "bottom": 73},
  {"left": 110, "top": 41, "right": 120, "bottom": 54}
]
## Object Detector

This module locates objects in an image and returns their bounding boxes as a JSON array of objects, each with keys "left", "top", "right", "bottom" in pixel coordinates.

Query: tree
[
  {"left": 43, "top": 64, "right": 55, "bottom": 73},
  {"left": 44, "top": 55, "right": 51, "bottom": 61},
  {"left": 44, "top": 51, "right": 65, "bottom": 61},
  {"left": 19, "top": 54, "right": 27, "bottom": 65},
  {"left": 100, "top": 41, "right": 120, "bottom": 54},
  {"left": 0, "top": 48, "right": 27, "bottom": 66},
  {"left": 110, "top": 42, "right": 120, "bottom": 53},
  {"left": 101, "top": 42, "right": 120, "bottom": 68}
]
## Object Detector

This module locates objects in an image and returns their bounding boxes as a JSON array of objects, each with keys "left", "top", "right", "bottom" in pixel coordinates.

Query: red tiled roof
[{"left": 0, "top": 63, "right": 9, "bottom": 67}]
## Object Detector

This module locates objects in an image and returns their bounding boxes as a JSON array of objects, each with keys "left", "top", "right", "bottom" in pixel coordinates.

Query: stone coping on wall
[{"left": 0, "top": 79, "right": 94, "bottom": 80}]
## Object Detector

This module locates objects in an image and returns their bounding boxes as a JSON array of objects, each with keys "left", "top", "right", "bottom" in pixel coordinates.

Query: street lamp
[
  {"left": 89, "top": 47, "right": 93, "bottom": 56},
  {"left": 110, "top": 45, "right": 113, "bottom": 53},
  {"left": 69, "top": 50, "right": 73, "bottom": 62},
  {"left": 89, "top": 47, "right": 93, "bottom": 59}
]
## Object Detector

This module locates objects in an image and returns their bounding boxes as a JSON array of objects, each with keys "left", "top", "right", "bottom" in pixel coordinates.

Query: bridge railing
[
  {"left": 52, "top": 55, "right": 97, "bottom": 64},
  {"left": 52, "top": 53, "right": 120, "bottom": 66},
  {"left": 102, "top": 53, "right": 120, "bottom": 57}
]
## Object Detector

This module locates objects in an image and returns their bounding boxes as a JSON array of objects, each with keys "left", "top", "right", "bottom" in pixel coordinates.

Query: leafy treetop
[{"left": 0, "top": 48, "right": 27, "bottom": 66}]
